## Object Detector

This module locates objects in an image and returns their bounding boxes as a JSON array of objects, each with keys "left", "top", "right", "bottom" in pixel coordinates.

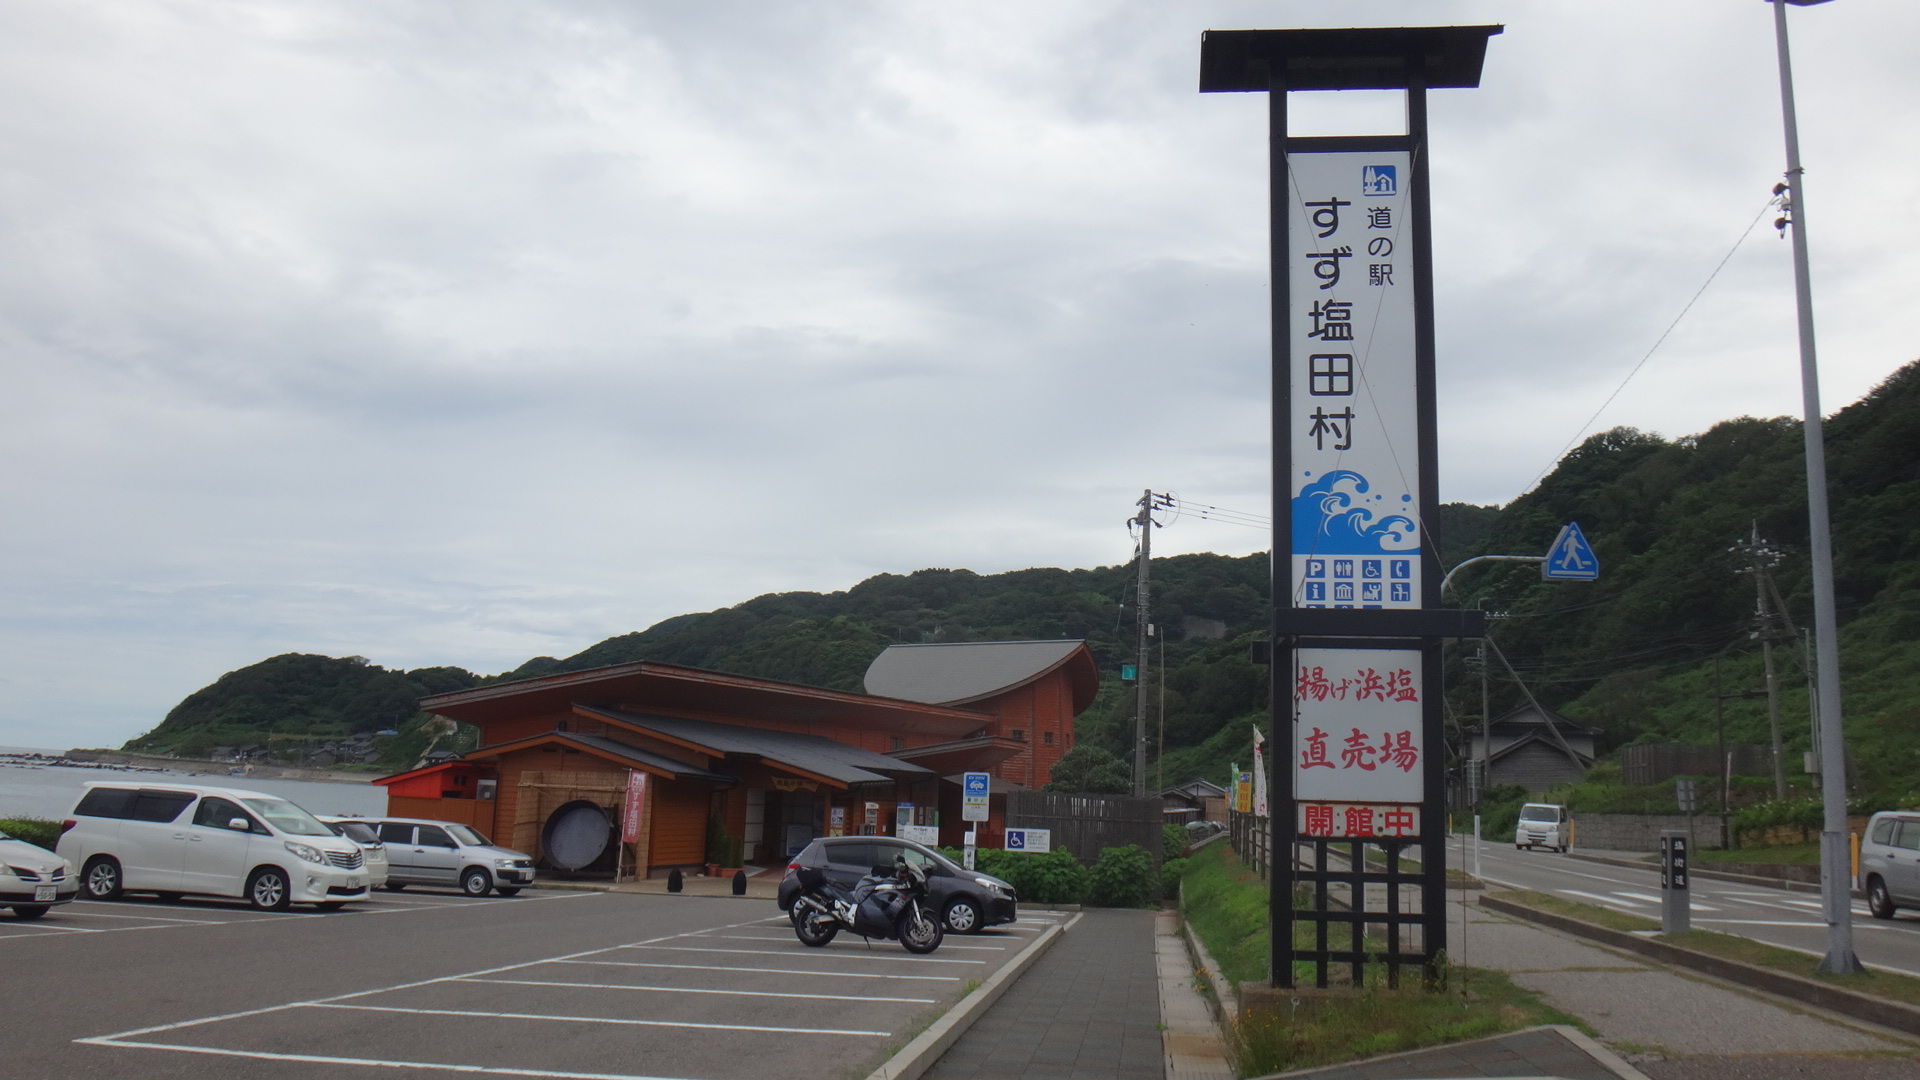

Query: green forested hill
[
  {"left": 1451, "top": 360, "right": 1920, "bottom": 801},
  {"left": 131, "top": 360, "right": 1920, "bottom": 798}
]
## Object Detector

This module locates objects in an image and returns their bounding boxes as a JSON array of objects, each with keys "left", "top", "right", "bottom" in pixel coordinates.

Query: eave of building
[
  {"left": 576, "top": 704, "right": 922, "bottom": 788},
  {"left": 463, "top": 730, "right": 735, "bottom": 783},
  {"left": 419, "top": 660, "right": 992, "bottom": 737},
  {"left": 1486, "top": 730, "right": 1595, "bottom": 766},
  {"left": 886, "top": 735, "right": 1025, "bottom": 776}
]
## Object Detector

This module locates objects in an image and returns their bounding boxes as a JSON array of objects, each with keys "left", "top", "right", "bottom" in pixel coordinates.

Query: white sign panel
[
  {"left": 1004, "top": 828, "right": 1051, "bottom": 854},
  {"left": 1287, "top": 150, "right": 1421, "bottom": 610},
  {"left": 899, "top": 823, "right": 941, "bottom": 846},
  {"left": 1296, "top": 802, "right": 1421, "bottom": 839},
  {"left": 1292, "top": 647, "right": 1423, "bottom": 804},
  {"left": 961, "top": 771, "right": 991, "bottom": 822}
]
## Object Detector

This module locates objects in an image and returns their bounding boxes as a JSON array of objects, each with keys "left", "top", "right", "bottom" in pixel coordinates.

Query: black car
[{"left": 778, "top": 836, "right": 1018, "bottom": 934}]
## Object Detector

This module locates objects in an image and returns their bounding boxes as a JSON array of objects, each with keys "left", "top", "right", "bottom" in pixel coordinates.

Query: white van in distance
[
  {"left": 1515, "top": 803, "right": 1570, "bottom": 853},
  {"left": 57, "top": 782, "right": 372, "bottom": 911}
]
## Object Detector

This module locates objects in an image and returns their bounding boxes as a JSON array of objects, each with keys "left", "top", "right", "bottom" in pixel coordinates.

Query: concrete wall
[{"left": 1571, "top": 812, "right": 1727, "bottom": 852}]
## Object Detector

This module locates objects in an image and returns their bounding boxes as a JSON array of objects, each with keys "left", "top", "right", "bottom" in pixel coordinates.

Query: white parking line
[
  {"left": 460, "top": 977, "right": 936, "bottom": 1004},
  {"left": 73, "top": 1041, "right": 697, "bottom": 1080},
  {"left": 44, "top": 908, "right": 223, "bottom": 923},
  {"left": 308, "top": 1002, "right": 891, "bottom": 1037},
  {"left": 555, "top": 959, "right": 958, "bottom": 981},
  {"left": 621, "top": 944, "right": 984, "bottom": 964},
  {"left": 692, "top": 933, "right": 1007, "bottom": 951}
]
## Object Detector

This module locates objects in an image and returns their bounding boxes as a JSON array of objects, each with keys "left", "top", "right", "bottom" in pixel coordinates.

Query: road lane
[{"left": 1468, "top": 838, "right": 1920, "bottom": 976}]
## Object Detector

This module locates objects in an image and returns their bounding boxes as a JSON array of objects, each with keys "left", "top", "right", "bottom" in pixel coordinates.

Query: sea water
[{"left": 0, "top": 744, "right": 388, "bottom": 822}]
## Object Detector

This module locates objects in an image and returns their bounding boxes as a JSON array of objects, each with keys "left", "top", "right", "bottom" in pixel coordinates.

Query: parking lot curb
[
  {"left": 862, "top": 912, "right": 1080, "bottom": 1080},
  {"left": 1479, "top": 893, "right": 1920, "bottom": 1039}
]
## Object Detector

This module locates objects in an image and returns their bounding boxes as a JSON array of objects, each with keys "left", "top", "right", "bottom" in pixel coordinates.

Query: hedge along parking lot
[{"left": 4, "top": 886, "right": 1071, "bottom": 1079}]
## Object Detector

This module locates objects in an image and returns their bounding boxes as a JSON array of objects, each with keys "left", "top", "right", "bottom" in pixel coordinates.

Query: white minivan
[
  {"left": 57, "top": 782, "right": 372, "bottom": 911},
  {"left": 1515, "top": 803, "right": 1570, "bottom": 853}
]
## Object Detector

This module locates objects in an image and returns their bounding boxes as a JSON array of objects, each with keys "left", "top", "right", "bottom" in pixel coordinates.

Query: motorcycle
[{"left": 789, "top": 854, "right": 944, "bottom": 954}]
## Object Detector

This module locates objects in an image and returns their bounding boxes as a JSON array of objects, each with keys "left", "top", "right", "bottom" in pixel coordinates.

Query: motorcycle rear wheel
[
  {"left": 899, "top": 901, "right": 944, "bottom": 954},
  {"left": 794, "top": 904, "right": 839, "bottom": 947}
]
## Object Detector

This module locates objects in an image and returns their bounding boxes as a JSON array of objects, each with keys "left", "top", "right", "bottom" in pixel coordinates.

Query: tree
[{"left": 1044, "top": 745, "right": 1131, "bottom": 794}]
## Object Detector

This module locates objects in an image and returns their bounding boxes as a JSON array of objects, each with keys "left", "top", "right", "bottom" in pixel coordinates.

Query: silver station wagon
[{"left": 364, "top": 818, "right": 535, "bottom": 897}]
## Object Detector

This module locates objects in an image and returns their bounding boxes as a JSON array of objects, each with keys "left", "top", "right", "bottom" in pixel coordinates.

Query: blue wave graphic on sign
[{"left": 1292, "top": 471, "right": 1420, "bottom": 556}]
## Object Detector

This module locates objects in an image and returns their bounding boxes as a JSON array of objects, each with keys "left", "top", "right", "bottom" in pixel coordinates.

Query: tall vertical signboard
[{"left": 1201, "top": 25, "right": 1499, "bottom": 989}]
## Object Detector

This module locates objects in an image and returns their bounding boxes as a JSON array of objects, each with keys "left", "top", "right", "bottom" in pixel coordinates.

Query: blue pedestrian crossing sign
[{"left": 1542, "top": 522, "right": 1600, "bottom": 581}]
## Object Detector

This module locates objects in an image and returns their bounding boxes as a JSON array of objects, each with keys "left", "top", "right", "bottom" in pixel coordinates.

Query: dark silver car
[{"left": 364, "top": 818, "right": 535, "bottom": 897}]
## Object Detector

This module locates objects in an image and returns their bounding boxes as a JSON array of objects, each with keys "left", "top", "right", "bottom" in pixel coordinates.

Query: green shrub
[
  {"left": 941, "top": 845, "right": 1090, "bottom": 904},
  {"left": 1087, "top": 844, "right": 1153, "bottom": 907},
  {"left": 1164, "top": 823, "right": 1190, "bottom": 861},
  {"left": 1160, "top": 856, "right": 1189, "bottom": 898},
  {"left": 0, "top": 818, "right": 61, "bottom": 851}
]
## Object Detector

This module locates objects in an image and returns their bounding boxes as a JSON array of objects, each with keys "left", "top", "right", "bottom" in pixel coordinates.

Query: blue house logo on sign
[{"left": 1361, "top": 165, "right": 1397, "bottom": 195}]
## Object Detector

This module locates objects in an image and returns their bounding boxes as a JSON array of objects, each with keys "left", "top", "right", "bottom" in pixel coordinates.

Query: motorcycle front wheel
[
  {"left": 899, "top": 900, "right": 944, "bottom": 954},
  {"left": 794, "top": 903, "right": 840, "bottom": 947}
]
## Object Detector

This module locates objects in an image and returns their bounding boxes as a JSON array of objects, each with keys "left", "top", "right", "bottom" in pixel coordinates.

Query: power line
[{"left": 1519, "top": 193, "right": 1782, "bottom": 496}]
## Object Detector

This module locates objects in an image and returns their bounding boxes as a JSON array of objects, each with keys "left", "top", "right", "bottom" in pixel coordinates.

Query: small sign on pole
[
  {"left": 1005, "top": 828, "right": 1051, "bottom": 854},
  {"left": 1542, "top": 522, "right": 1600, "bottom": 581},
  {"left": 962, "top": 771, "right": 991, "bottom": 822},
  {"left": 1660, "top": 829, "right": 1690, "bottom": 934}
]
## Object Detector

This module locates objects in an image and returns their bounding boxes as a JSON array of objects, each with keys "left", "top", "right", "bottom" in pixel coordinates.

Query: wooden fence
[
  {"left": 1005, "top": 791, "right": 1162, "bottom": 867},
  {"left": 1229, "top": 809, "right": 1273, "bottom": 879},
  {"left": 1621, "top": 743, "right": 1775, "bottom": 787}
]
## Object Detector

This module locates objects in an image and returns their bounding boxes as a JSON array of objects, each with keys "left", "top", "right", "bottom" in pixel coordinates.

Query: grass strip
[
  {"left": 1183, "top": 844, "right": 1589, "bottom": 1076},
  {"left": 1232, "top": 968, "right": 1585, "bottom": 1076},
  {"left": 0, "top": 817, "right": 60, "bottom": 850},
  {"left": 1495, "top": 889, "right": 1659, "bottom": 933},
  {"left": 1660, "top": 930, "right": 1920, "bottom": 1007},
  {"left": 1693, "top": 842, "right": 1820, "bottom": 866}
]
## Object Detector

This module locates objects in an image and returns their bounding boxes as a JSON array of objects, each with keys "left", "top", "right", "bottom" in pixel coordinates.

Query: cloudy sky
[{"left": 2, "top": 1, "right": 1914, "bottom": 749}]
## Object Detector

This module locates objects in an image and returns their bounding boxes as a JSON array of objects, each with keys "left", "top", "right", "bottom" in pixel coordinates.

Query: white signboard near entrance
[
  {"left": 1293, "top": 647, "right": 1423, "bottom": 805},
  {"left": 1287, "top": 150, "right": 1419, "bottom": 612}
]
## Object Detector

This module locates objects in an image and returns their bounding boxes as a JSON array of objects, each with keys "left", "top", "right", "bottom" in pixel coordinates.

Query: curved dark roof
[
  {"left": 576, "top": 705, "right": 931, "bottom": 787},
  {"left": 863, "top": 640, "right": 1098, "bottom": 712}
]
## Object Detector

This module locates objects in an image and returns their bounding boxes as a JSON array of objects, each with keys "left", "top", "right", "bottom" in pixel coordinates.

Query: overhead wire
[{"left": 1517, "top": 193, "right": 1784, "bottom": 496}]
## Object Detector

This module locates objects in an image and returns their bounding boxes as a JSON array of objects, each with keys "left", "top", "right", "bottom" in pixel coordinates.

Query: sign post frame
[{"left": 1201, "top": 24, "right": 1501, "bottom": 991}]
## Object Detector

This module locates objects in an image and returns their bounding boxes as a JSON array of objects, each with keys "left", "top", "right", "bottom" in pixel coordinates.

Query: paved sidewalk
[
  {"left": 1455, "top": 888, "right": 1920, "bottom": 1079},
  {"left": 922, "top": 907, "right": 1164, "bottom": 1080}
]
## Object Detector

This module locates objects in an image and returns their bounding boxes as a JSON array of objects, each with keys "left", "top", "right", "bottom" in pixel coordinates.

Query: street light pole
[{"left": 1769, "top": 0, "right": 1860, "bottom": 975}]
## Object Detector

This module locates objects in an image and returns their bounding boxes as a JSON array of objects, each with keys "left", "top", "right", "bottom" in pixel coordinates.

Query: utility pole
[
  {"left": 1769, "top": 0, "right": 1859, "bottom": 975},
  {"left": 1130, "top": 490, "right": 1169, "bottom": 797},
  {"left": 1734, "top": 526, "right": 1789, "bottom": 798}
]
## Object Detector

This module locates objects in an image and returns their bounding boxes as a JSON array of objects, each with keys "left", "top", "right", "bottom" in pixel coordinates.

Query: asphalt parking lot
[{"left": 3, "top": 886, "right": 1069, "bottom": 1080}]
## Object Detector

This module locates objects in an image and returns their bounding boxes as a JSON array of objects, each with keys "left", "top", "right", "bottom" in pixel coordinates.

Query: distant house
[
  {"left": 1467, "top": 705, "right": 1598, "bottom": 792},
  {"left": 1160, "top": 778, "right": 1228, "bottom": 823}
]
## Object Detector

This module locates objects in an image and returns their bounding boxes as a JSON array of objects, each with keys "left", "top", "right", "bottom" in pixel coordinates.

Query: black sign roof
[{"left": 1200, "top": 25, "right": 1503, "bottom": 93}]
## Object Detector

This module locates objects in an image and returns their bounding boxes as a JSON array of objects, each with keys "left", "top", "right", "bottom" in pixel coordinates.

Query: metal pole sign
[
  {"left": 1541, "top": 522, "right": 1600, "bottom": 581},
  {"left": 961, "top": 771, "right": 990, "bottom": 822},
  {"left": 1201, "top": 24, "right": 1500, "bottom": 990}
]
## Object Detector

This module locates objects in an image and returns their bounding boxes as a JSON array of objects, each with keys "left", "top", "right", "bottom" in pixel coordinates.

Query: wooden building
[
  {"left": 391, "top": 641, "right": 1098, "bottom": 879},
  {"left": 1468, "top": 704, "right": 1599, "bottom": 793}
]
